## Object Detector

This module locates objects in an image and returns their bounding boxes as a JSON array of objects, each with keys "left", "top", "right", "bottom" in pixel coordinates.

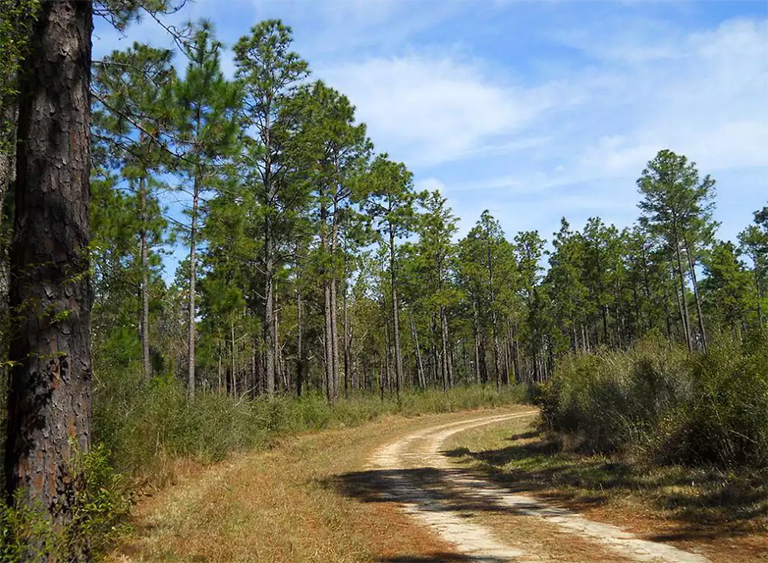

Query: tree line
[
  {"left": 86, "top": 20, "right": 768, "bottom": 404},
  {"left": 86, "top": 20, "right": 768, "bottom": 403}
]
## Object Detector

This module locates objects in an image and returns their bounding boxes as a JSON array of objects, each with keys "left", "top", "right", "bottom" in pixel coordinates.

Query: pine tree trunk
[
  {"left": 264, "top": 249, "right": 276, "bottom": 395},
  {"left": 323, "top": 278, "right": 334, "bottom": 402},
  {"left": 472, "top": 298, "right": 481, "bottom": 384},
  {"left": 440, "top": 305, "right": 453, "bottom": 390},
  {"left": 673, "top": 229, "right": 692, "bottom": 351},
  {"left": 343, "top": 280, "right": 351, "bottom": 398},
  {"left": 410, "top": 311, "right": 425, "bottom": 389},
  {"left": 140, "top": 180, "right": 151, "bottom": 381},
  {"left": 187, "top": 174, "right": 199, "bottom": 398},
  {"left": 684, "top": 236, "right": 707, "bottom": 352},
  {"left": 5, "top": 1, "right": 93, "bottom": 554},
  {"left": 389, "top": 227, "right": 403, "bottom": 402},
  {"left": 296, "top": 276, "right": 304, "bottom": 397},
  {"left": 330, "top": 276, "right": 340, "bottom": 399}
]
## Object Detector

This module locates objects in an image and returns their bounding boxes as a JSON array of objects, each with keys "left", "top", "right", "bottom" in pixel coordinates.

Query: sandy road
[{"left": 369, "top": 411, "right": 713, "bottom": 563}]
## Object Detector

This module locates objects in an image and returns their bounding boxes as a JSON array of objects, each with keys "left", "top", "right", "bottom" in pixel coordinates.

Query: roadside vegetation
[
  {"left": 443, "top": 334, "right": 768, "bottom": 563},
  {"left": 539, "top": 334, "right": 768, "bottom": 469}
]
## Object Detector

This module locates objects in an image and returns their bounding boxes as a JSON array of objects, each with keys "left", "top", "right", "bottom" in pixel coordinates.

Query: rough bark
[{"left": 5, "top": 0, "right": 93, "bottom": 554}]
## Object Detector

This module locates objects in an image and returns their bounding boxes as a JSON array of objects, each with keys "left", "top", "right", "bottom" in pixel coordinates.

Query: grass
[
  {"left": 443, "top": 417, "right": 768, "bottom": 563},
  {"left": 94, "top": 370, "right": 528, "bottom": 488},
  {"left": 109, "top": 409, "right": 525, "bottom": 563}
]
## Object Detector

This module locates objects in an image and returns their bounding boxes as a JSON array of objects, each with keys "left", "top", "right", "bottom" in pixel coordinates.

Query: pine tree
[
  {"left": 415, "top": 190, "right": 458, "bottom": 390},
  {"left": 285, "top": 80, "right": 370, "bottom": 401},
  {"left": 360, "top": 155, "right": 419, "bottom": 401},
  {"left": 93, "top": 42, "right": 176, "bottom": 380},
  {"left": 638, "top": 149, "right": 716, "bottom": 351},
  {"left": 738, "top": 207, "right": 768, "bottom": 329},
  {"left": 173, "top": 20, "right": 240, "bottom": 397},
  {"left": 233, "top": 20, "right": 309, "bottom": 396}
]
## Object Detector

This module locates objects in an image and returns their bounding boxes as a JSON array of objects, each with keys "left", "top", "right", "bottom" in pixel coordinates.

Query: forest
[{"left": 0, "top": 0, "right": 766, "bottom": 561}]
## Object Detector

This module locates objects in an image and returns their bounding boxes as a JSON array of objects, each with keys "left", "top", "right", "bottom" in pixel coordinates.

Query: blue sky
[{"left": 94, "top": 0, "right": 768, "bottom": 277}]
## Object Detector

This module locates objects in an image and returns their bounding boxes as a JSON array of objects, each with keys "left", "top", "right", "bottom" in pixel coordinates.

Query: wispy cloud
[{"left": 320, "top": 54, "right": 555, "bottom": 166}]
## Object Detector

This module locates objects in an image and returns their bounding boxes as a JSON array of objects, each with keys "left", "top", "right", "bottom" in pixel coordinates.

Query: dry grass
[
  {"left": 109, "top": 408, "right": 519, "bottom": 563},
  {"left": 443, "top": 418, "right": 768, "bottom": 563}
]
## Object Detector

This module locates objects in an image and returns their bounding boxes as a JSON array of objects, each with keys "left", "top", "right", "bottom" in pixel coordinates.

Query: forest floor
[{"left": 109, "top": 406, "right": 767, "bottom": 563}]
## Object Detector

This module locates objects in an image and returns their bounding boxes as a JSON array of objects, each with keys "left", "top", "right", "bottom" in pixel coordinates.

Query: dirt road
[
  {"left": 364, "top": 411, "right": 713, "bottom": 563},
  {"left": 113, "top": 408, "right": 758, "bottom": 562}
]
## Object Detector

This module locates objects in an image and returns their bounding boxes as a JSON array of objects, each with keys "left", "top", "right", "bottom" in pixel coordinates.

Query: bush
[
  {"left": 539, "top": 333, "right": 768, "bottom": 469},
  {"left": 0, "top": 444, "right": 130, "bottom": 562}
]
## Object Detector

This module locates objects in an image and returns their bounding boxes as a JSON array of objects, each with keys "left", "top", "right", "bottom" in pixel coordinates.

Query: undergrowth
[{"left": 538, "top": 331, "right": 768, "bottom": 469}]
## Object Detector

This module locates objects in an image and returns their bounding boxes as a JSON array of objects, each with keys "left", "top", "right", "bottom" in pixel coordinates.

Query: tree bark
[
  {"left": 296, "top": 273, "right": 304, "bottom": 397},
  {"left": 330, "top": 276, "right": 340, "bottom": 399},
  {"left": 673, "top": 226, "right": 692, "bottom": 351},
  {"left": 389, "top": 226, "right": 403, "bottom": 402},
  {"left": 440, "top": 305, "right": 452, "bottom": 390},
  {"left": 472, "top": 298, "right": 481, "bottom": 383},
  {"left": 343, "top": 279, "right": 351, "bottom": 398},
  {"left": 138, "top": 178, "right": 151, "bottom": 381},
  {"left": 187, "top": 172, "right": 199, "bottom": 398},
  {"left": 5, "top": 0, "right": 93, "bottom": 554},
  {"left": 684, "top": 236, "right": 707, "bottom": 352},
  {"left": 410, "top": 311, "right": 425, "bottom": 389},
  {"left": 264, "top": 247, "right": 276, "bottom": 395}
]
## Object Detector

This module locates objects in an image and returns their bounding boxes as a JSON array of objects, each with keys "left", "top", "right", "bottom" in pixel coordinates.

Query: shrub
[{"left": 539, "top": 333, "right": 768, "bottom": 469}]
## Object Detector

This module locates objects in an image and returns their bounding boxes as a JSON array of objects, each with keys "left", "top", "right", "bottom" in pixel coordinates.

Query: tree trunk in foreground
[{"left": 5, "top": 0, "right": 93, "bottom": 557}]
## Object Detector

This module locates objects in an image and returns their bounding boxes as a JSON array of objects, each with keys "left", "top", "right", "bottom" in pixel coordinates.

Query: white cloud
[{"left": 320, "top": 54, "right": 553, "bottom": 166}]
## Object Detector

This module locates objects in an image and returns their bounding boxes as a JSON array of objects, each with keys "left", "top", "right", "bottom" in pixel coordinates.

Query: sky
[{"left": 93, "top": 0, "right": 768, "bottom": 277}]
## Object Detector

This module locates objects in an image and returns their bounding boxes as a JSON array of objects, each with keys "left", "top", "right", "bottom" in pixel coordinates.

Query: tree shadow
[
  {"left": 440, "top": 429, "right": 768, "bottom": 539},
  {"left": 325, "top": 466, "right": 546, "bottom": 517},
  {"left": 376, "top": 554, "right": 509, "bottom": 563}
]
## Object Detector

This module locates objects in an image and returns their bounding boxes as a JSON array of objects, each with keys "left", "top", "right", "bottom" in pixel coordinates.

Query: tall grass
[
  {"left": 94, "top": 364, "right": 527, "bottom": 482},
  {"left": 538, "top": 332, "right": 768, "bottom": 469}
]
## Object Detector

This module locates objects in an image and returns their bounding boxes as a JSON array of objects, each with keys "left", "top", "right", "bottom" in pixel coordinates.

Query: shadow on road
[
  {"left": 324, "top": 465, "right": 543, "bottom": 516},
  {"left": 440, "top": 429, "right": 768, "bottom": 538},
  {"left": 376, "top": 554, "right": 509, "bottom": 563}
]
